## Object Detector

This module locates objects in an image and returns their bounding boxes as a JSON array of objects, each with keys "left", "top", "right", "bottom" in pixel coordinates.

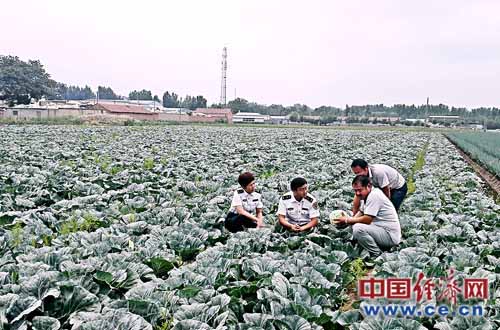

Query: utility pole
[
  {"left": 220, "top": 47, "right": 227, "bottom": 106},
  {"left": 425, "top": 97, "right": 429, "bottom": 126}
]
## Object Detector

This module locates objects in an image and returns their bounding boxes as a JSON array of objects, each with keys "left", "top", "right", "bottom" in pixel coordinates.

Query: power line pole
[
  {"left": 425, "top": 97, "right": 429, "bottom": 126},
  {"left": 220, "top": 47, "right": 227, "bottom": 106}
]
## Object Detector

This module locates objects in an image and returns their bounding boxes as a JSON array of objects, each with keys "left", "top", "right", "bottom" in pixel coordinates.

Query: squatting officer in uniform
[
  {"left": 225, "top": 172, "right": 264, "bottom": 232},
  {"left": 277, "top": 177, "right": 320, "bottom": 232}
]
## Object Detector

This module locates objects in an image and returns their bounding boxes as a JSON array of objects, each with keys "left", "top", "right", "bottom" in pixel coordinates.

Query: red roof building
[
  {"left": 193, "top": 108, "right": 233, "bottom": 124},
  {"left": 95, "top": 103, "right": 158, "bottom": 120}
]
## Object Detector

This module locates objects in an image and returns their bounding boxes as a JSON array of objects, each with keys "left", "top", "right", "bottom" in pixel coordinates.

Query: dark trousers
[
  {"left": 225, "top": 212, "right": 257, "bottom": 233},
  {"left": 391, "top": 183, "right": 408, "bottom": 211}
]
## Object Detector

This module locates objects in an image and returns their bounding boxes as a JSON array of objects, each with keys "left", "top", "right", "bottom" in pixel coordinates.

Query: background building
[
  {"left": 192, "top": 108, "right": 233, "bottom": 124},
  {"left": 233, "top": 112, "right": 269, "bottom": 123}
]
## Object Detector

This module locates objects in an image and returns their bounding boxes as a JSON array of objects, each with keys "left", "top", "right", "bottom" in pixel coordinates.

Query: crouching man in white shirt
[{"left": 334, "top": 175, "right": 401, "bottom": 257}]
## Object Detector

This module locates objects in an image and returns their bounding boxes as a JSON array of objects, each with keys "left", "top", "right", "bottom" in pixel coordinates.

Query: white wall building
[
  {"left": 233, "top": 112, "right": 270, "bottom": 123},
  {"left": 269, "top": 116, "right": 290, "bottom": 125},
  {"left": 98, "top": 99, "right": 165, "bottom": 112}
]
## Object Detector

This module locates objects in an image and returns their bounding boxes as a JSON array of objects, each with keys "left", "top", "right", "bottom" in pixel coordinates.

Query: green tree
[
  {"left": 268, "top": 104, "right": 286, "bottom": 116},
  {"left": 227, "top": 98, "right": 250, "bottom": 113},
  {"left": 289, "top": 111, "right": 301, "bottom": 122},
  {"left": 162, "top": 91, "right": 180, "bottom": 108},
  {"left": 0, "top": 55, "right": 55, "bottom": 105},
  {"left": 98, "top": 86, "right": 120, "bottom": 100},
  {"left": 181, "top": 95, "right": 195, "bottom": 109},
  {"left": 129, "top": 89, "right": 153, "bottom": 101},
  {"left": 179, "top": 94, "right": 207, "bottom": 110},
  {"left": 313, "top": 106, "right": 342, "bottom": 117},
  {"left": 80, "top": 85, "right": 96, "bottom": 99},
  {"left": 195, "top": 95, "right": 207, "bottom": 108},
  {"left": 52, "top": 83, "right": 95, "bottom": 100}
]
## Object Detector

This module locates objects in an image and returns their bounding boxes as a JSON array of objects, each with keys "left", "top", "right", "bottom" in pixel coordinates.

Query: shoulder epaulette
[
  {"left": 282, "top": 194, "right": 292, "bottom": 200},
  {"left": 237, "top": 189, "right": 244, "bottom": 194},
  {"left": 304, "top": 195, "right": 314, "bottom": 203}
]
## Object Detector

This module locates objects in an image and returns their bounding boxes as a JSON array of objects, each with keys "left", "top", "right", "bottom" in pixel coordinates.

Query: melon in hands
[{"left": 329, "top": 209, "right": 349, "bottom": 229}]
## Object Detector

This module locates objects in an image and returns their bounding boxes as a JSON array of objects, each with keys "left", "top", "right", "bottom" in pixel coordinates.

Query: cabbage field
[
  {"left": 0, "top": 125, "right": 499, "bottom": 330},
  {"left": 446, "top": 131, "right": 500, "bottom": 177}
]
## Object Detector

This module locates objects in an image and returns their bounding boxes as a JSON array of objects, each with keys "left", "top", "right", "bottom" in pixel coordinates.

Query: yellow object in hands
[{"left": 329, "top": 210, "right": 347, "bottom": 224}]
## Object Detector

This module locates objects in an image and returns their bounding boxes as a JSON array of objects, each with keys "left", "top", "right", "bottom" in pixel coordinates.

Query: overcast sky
[{"left": 1, "top": 0, "right": 499, "bottom": 108}]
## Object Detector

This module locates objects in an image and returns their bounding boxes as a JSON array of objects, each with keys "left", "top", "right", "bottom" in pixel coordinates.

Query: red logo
[
  {"left": 437, "top": 268, "right": 461, "bottom": 305},
  {"left": 357, "top": 268, "right": 489, "bottom": 304},
  {"left": 464, "top": 279, "right": 489, "bottom": 300},
  {"left": 413, "top": 272, "right": 435, "bottom": 303},
  {"left": 387, "top": 278, "right": 411, "bottom": 299},
  {"left": 358, "top": 278, "right": 385, "bottom": 299}
]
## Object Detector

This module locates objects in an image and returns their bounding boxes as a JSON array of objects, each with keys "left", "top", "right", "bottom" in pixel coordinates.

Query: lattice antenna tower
[{"left": 220, "top": 47, "right": 227, "bottom": 105}]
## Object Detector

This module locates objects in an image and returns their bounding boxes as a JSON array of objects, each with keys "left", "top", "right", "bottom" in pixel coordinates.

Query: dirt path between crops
[
  {"left": 444, "top": 135, "right": 500, "bottom": 200},
  {"left": 340, "top": 268, "right": 375, "bottom": 312}
]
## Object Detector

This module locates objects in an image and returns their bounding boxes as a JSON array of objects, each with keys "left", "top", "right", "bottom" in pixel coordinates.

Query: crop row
[
  {"left": 0, "top": 126, "right": 498, "bottom": 329},
  {"left": 446, "top": 131, "right": 500, "bottom": 177}
]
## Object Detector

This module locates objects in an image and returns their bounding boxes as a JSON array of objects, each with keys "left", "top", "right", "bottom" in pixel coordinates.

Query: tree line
[
  {"left": 0, "top": 55, "right": 498, "bottom": 125},
  {"left": 215, "top": 98, "right": 499, "bottom": 126},
  {"left": 0, "top": 55, "right": 207, "bottom": 109},
  {"left": 221, "top": 98, "right": 499, "bottom": 120}
]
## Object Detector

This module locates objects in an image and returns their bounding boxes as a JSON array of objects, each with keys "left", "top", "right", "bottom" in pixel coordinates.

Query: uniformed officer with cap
[
  {"left": 277, "top": 177, "right": 320, "bottom": 232},
  {"left": 225, "top": 172, "right": 264, "bottom": 233}
]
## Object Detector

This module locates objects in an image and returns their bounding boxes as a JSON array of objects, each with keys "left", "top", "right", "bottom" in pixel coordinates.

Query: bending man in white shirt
[{"left": 351, "top": 159, "right": 407, "bottom": 214}]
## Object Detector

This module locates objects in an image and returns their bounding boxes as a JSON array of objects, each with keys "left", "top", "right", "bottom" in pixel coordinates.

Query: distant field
[{"left": 446, "top": 131, "right": 500, "bottom": 176}]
